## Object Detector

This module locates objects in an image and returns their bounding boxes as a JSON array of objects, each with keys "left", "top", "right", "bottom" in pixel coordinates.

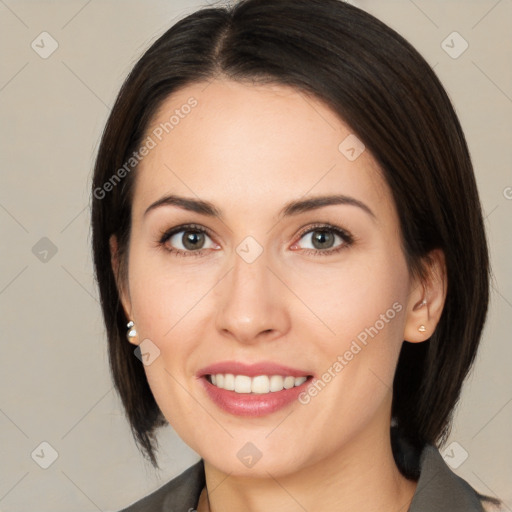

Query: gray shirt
[{"left": 119, "top": 444, "right": 487, "bottom": 511}]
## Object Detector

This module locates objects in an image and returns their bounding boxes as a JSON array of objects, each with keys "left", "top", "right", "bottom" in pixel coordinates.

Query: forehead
[{"left": 132, "top": 79, "right": 391, "bottom": 221}]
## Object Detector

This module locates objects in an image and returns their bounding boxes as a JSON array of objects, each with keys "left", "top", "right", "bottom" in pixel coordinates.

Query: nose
[{"left": 215, "top": 249, "right": 291, "bottom": 345}]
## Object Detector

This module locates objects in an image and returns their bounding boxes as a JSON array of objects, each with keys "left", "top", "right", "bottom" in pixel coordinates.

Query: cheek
[
  {"left": 290, "top": 248, "right": 409, "bottom": 416},
  {"left": 128, "top": 246, "right": 213, "bottom": 339},
  {"left": 125, "top": 246, "right": 219, "bottom": 414},
  {"left": 288, "top": 250, "right": 409, "bottom": 353}
]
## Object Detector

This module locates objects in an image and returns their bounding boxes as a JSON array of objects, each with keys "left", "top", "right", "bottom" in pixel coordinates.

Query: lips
[{"left": 197, "top": 361, "right": 314, "bottom": 416}]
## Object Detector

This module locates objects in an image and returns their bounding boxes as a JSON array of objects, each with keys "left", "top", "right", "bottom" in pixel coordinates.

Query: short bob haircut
[{"left": 91, "top": 0, "right": 490, "bottom": 478}]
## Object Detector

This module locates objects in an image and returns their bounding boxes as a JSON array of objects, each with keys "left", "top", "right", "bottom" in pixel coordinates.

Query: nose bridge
[{"left": 215, "top": 244, "right": 290, "bottom": 343}]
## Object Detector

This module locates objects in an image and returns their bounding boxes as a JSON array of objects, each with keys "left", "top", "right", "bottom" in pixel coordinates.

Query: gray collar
[{"left": 409, "top": 444, "right": 484, "bottom": 511}]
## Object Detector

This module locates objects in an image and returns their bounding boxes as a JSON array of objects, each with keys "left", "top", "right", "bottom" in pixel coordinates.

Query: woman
[{"left": 91, "top": 0, "right": 501, "bottom": 510}]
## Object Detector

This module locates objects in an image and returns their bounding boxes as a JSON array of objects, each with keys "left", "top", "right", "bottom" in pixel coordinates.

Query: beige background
[{"left": 0, "top": 0, "right": 510, "bottom": 510}]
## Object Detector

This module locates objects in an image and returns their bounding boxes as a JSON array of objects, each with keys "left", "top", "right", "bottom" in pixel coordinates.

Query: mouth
[
  {"left": 206, "top": 373, "right": 309, "bottom": 393},
  {"left": 197, "top": 361, "right": 314, "bottom": 416}
]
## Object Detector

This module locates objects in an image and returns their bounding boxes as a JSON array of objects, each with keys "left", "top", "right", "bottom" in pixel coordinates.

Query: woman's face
[{"left": 113, "top": 79, "right": 424, "bottom": 477}]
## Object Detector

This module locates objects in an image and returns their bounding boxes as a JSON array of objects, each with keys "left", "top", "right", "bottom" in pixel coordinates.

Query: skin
[{"left": 111, "top": 78, "right": 447, "bottom": 512}]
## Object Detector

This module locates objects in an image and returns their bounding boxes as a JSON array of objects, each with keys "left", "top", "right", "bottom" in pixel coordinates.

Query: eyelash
[{"left": 157, "top": 222, "right": 355, "bottom": 258}]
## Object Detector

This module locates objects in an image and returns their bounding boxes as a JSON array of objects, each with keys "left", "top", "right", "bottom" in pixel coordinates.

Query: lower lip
[{"left": 200, "top": 377, "right": 312, "bottom": 417}]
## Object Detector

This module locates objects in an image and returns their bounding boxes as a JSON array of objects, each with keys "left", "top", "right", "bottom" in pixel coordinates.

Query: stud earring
[
  {"left": 126, "top": 320, "right": 138, "bottom": 342},
  {"left": 418, "top": 324, "right": 427, "bottom": 333}
]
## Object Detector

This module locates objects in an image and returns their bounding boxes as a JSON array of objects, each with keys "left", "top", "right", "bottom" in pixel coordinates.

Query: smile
[
  {"left": 207, "top": 374, "right": 308, "bottom": 394},
  {"left": 198, "top": 361, "right": 314, "bottom": 417}
]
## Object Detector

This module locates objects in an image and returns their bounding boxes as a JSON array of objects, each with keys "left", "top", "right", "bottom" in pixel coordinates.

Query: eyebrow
[{"left": 143, "top": 193, "right": 376, "bottom": 221}]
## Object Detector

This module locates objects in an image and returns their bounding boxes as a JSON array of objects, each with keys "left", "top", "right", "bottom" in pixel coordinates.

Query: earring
[
  {"left": 418, "top": 324, "right": 427, "bottom": 333},
  {"left": 126, "top": 320, "right": 138, "bottom": 342}
]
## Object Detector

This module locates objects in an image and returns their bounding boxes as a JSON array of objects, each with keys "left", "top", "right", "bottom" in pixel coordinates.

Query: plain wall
[{"left": 0, "top": 0, "right": 510, "bottom": 510}]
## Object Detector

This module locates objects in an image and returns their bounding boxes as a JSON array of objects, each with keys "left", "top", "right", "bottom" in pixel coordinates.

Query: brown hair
[{"left": 91, "top": 0, "right": 490, "bottom": 482}]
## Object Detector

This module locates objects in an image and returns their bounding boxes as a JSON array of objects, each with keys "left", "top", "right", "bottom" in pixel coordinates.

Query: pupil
[
  {"left": 183, "top": 231, "right": 204, "bottom": 250},
  {"left": 313, "top": 230, "right": 334, "bottom": 249}
]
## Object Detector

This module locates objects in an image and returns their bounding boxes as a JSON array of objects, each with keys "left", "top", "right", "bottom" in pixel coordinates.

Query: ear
[
  {"left": 403, "top": 248, "right": 447, "bottom": 343},
  {"left": 109, "top": 234, "right": 134, "bottom": 336}
]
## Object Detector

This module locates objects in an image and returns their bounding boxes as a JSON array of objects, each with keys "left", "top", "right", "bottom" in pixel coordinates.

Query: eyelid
[
  {"left": 296, "top": 222, "right": 353, "bottom": 240},
  {"left": 159, "top": 223, "right": 215, "bottom": 242}
]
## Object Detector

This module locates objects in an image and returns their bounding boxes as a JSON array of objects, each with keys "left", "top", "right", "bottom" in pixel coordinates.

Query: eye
[
  {"left": 291, "top": 224, "right": 354, "bottom": 255},
  {"left": 158, "top": 223, "right": 354, "bottom": 257},
  {"left": 159, "top": 224, "right": 219, "bottom": 256}
]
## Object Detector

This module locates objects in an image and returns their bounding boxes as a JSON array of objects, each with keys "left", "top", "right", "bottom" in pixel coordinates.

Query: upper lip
[{"left": 197, "top": 361, "right": 314, "bottom": 378}]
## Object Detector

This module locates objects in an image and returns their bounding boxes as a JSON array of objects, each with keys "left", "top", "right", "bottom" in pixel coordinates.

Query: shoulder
[
  {"left": 409, "top": 444, "right": 501, "bottom": 512},
  {"left": 117, "top": 459, "right": 205, "bottom": 512}
]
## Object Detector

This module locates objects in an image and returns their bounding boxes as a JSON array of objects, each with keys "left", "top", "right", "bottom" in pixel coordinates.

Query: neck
[{"left": 201, "top": 422, "right": 417, "bottom": 512}]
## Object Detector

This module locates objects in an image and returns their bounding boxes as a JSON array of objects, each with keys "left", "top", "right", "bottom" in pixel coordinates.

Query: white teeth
[
  {"left": 251, "top": 375, "right": 270, "bottom": 394},
  {"left": 284, "top": 376, "right": 295, "bottom": 389},
  {"left": 294, "top": 376, "right": 307, "bottom": 386},
  {"left": 269, "top": 375, "right": 284, "bottom": 392},
  {"left": 209, "top": 373, "right": 309, "bottom": 393},
  {"left": 224, "top": 373, "right": 235, "bottom": 391},
  {"left": 234, "top": 375, "right": 252, "bottom": 393}
]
